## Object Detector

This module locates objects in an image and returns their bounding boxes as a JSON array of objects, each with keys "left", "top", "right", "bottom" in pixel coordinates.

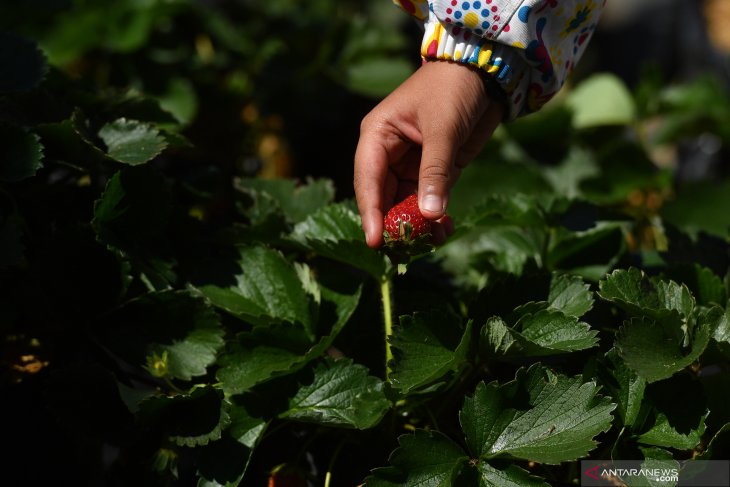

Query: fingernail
[{"left": 421, "top": 194, "right": 443, "bottom": 214}]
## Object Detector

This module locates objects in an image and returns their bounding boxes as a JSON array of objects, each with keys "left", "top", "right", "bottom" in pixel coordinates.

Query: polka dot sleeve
[{"left": 394, "top": 0, "right": 605, "bottom": 120}]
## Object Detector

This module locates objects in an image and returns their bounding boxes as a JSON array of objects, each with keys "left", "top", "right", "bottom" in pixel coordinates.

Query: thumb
[{"left": 417, "top": 137, "right": 456, "bottom": 220}]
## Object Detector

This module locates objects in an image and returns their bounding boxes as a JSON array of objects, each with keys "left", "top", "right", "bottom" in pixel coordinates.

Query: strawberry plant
[{"left": 3, "top": 3, "right": 730, "bottom": 487}]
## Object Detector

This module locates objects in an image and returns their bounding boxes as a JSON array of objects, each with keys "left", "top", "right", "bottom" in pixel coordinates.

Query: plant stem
[
  {"left": 323, "top": 440, "right": 346, "bottom": 487},
  {"left": 164, "top": 377, "right": 185, "bottom": 394},
  {"left": 380, "top": 277, "right": 394, "bottom": 379}
]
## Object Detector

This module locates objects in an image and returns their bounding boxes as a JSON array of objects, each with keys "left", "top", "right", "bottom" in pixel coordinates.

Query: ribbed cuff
[{"left": 420, "top": 15, "right": 529, "bottom": 120}]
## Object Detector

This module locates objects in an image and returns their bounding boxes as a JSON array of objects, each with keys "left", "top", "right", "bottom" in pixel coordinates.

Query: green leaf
[
  {"left": 517, "top": 310, "right": 599, "bottom": 352},
  {"left": 566, "top": 74, "right": 637, "bottom": 128},
  {"left": 600, "top": 268, "right": 658, "bottom": 313},
  {"left": 462, "top": 193, "right": 553, "bottom": 229},
  {"left": 139, "top": 386, "right": 230, "bottom": 447},
  {"left": 36, "top": 2, "right": 159, "bottom": 64},
  {"left": 712, "top": 302, "right": 730, "bottom": 346},
  {"left": 480, "top": 317, "right": 529, "bottom": 357},
  {"left": 547, "top": 223, "right": 625, "bottom": 280},
  {"left": 103, "top": 89, "right": 179, "bottom": 126},
  {"left": 291, "top": 203, "right": 388, "bottom": 279},
  {"left": 235, "top": 177, "right": 335, "bottom": 224},
  {"left": 662, "top": 181, "right": 730, "bottom": 238},
  {"left": 156, "top": 77, "right": 198, "bottom": 126},
  {"left": 439, "top": 226, "right": 544, "bottom": 279},
  {"left": 654, "top": 280, "right": 696, "bottom": 318},
  {"left": 547, "top": 273, "right": 594, "bottom": 318},
  {"left": 679, "top": 426, "right": 730, "bottom": 487},
  {"left": 599, "top": 349, "right": 646, "bottom": 428},
  {"left": 470, "top": 272, "right": 583, "bottom": 324},
  {"left": 0, "top": 33, "right": 48, "bottom": 93},
  {"left": 542, "top": 146, "right": 600, "bottom": 199},
  {"left": 216, "top": 324, "right": 311, "bottom": 395},
  {"left": 389, "top": 310, "right": 473, "bottom": 394},
  {"left": 480, "top": 313, "right": 598, "bottom": 358},
  {"left": 652, "top": 76, "right": 730, "bottom": 143},
  {"left": 344, "top": 57, "right": 412, "bottom": 99},
  {"left": 459, "top": 365, "right": 615, "bottom": 464},
  {"left": 98, "top": 290, "right": 224, "bottom": 381},
  {"left": 34, "top": 109, "right": 110, "bottom": 170},
  {"left": 477, "top": 462, "right": 551, "bottom": 487},
  {"left": 363, "top": 470, "right": 402, "bottom": 487},
  {"left": 365, "top": 430, "right": 468, "bottom": 487},
  {"left": 197, "top": 398, "right": 268, "bottom": 487},
  {"left": 443, "top": 194, "right": 571, "bottom": 278},
  {"left": 228, "top": 189, "right": 290, "bottom": 243},
  {"left": 637, "top": 375, "right": 707, "bottom": 450},
  {"left": 638, "top": 414, "right": 706, "bottom": 451},
  {"left": 196, "top": 437, "right": 252, "bottom": 487},
  {"left": 216, "top": 284, "right": 361, "bottom": 395},
  {"left": 195, "top": 245, "right": 314, "bottom": 331},
  {"left": 599, "top": 268, "right": 695, "bottom": 320},
  {"left": 280, "top": 357, "right": 390, "bottom": 429},
  {"left": 0, "top": 124, "right": 44, "bottom": 182},
  {"left": 448, "top": 161, "right": 553, "bottom": 221},
  {"left": 616, "top": 316, "right": 710, "bottom": 383},
  {"left": 581, "top": 140, "right": 671, "bottom": 205},
  {"left": 227, "top": 397, "right": 268, "bottom": 449},
  {"left": 664, "top": 264, "right": 727, "bottom": 307},
  {"left": 98, "top": 118, "right": 167, "bottom": 165},
  {"left": 627, "top": 447, "right": 680, "bottom": 487}
]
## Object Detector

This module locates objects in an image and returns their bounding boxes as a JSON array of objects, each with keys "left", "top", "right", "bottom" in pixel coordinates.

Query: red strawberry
[
  {"left": 383, "top": 194, "right": 431, "bottom": 242},
  {"left": 268, "top": 464, "right": 306, "bottom": 487}
]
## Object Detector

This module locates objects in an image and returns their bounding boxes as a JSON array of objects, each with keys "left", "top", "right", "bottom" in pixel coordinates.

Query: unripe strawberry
[{"left": 383, "top": 194, "right": 431, "bottom": 242}]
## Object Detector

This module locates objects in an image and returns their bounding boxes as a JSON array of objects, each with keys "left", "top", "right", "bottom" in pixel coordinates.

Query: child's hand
[{"left": 354, "top": 60, "right": 504, "bottom": 248}]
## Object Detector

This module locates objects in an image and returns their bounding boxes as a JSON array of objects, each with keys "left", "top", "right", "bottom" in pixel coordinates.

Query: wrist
[
  {"left": 420, "top": 13, "right": 528, "bottom": 120},
  {"left": 423, "top": 57, "right": 508, "bottom": 114}
]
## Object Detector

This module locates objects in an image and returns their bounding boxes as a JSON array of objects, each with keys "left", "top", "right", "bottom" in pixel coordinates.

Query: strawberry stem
[
  {"left": 323, "top": 439, "right": 346, "bottom": 487},
  {"left": 380, "top": 277, "right": 394, "bottom": 379}
]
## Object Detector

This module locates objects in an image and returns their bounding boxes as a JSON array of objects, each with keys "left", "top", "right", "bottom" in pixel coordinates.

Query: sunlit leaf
[
  {"left": 280, "top": 357, "right": 390, "bottom": 429},
  {"left": 460, "top": 365, "right": 615, "bottom": 464},
  {"left": 566, "top": 74, "right": 636, "bottom": 128},
  {"left": 215, "top": 284, "right": 361, "bottom": 395},
  {"left": 98, "top": 118, "right": 167, "bottom": 165},
  {"left": 195, "top": 245, "right": 314, "bottom": 331},
  {"left": 547, "top": 273, "right": 594, "bottom": 318},
  {"left": 481, "top": 312, "right": 597, "bottom": 358},
  {"left": 599, "top": 268, "right": 695, "bottom": 320},
  {"left": 291, "top": 203, "right": 388, "bottom": 279}
]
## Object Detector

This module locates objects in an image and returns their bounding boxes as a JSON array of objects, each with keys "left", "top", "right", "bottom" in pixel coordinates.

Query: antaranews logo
[
  {"left": 582, "top": 463, "right": 605, "bottom": 482},
  {"left": 581, "top": 460, "right": 730, "bottom": 486}
]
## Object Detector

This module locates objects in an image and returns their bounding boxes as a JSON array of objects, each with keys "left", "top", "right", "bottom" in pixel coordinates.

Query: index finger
[{"left": 354, "top": 129, "right": 390, "bottom": 248}]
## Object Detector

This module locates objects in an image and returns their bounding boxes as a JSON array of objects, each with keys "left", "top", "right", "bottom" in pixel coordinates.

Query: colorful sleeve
[{"left": 393, "top": 0, "right": 605, "bottom": 119}]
